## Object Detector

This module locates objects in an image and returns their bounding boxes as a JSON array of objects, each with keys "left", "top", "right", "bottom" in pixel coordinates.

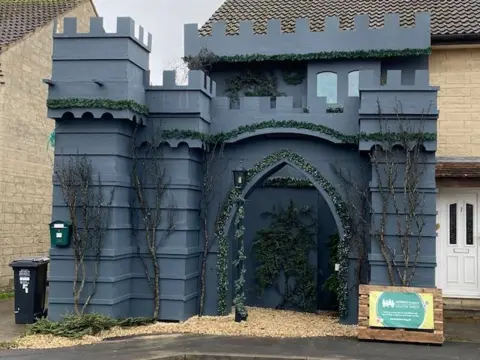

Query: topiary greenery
[
  {"left": 282, "top": 67, "right": 306, "bottom": 85},
  {"left": 27, "top": 313, "right": 155, "bottom": 338},
  {"left": 253, "top": 201, "right": 317, "bottom": 312},
  {"left": 215, "top": 149, "right": 352, "bottom": 318},
  {"left": 323, "top": 232, "right": 340, "bottom": 310},
  {"left": 225, "top": 70, "right": 284, "bottom": 102}
]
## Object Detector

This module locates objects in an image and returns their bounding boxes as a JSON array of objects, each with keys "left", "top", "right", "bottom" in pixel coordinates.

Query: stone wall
[
  {"left": 0, "top": 1, "right": 95, "bottom": 289},
  {"left": 430, "top": 47, "right": 480, "bottom": 157}
]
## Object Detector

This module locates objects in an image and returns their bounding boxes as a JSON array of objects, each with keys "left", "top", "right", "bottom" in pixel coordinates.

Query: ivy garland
[
  {"left": 214, "top": 149, "right": 352, "bottom": 318},
  {"left": 199, "top": 48, "right": 431, "bottom": 65},
  {"left": 232, "top": 200, "right": 248, "bottom": 319},
  {"left": 161, "top": 120, "right": 437, "bottom": 145},
  {"left": 216, "top": 187, "right": 240, "bottom": 315},
  {"left": 262, "top": 177, "right": 314, "bottom": 189},
  {"left": 47, "top": 98, "right": 149, "bottom": 116}
]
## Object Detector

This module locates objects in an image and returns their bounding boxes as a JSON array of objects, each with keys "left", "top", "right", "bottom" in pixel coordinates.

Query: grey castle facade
[{"left": 46, "top": 13, "right": 438, "bottom": 324}]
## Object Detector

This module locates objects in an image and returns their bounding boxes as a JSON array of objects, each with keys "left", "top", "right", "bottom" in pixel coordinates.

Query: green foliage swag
[
  {"left": 161, "top": 120, "right": 436, "bottom": 146},
  {"left": 232, "top": 200, "right": 248, "bottom": 318},
  {"left": 263, "top": 176, "right": 314, "bottom": 189},
  {"left": 47, "top": 98, "right": 149, "bottom": 116},
  {"left": 323, "top": 232, "right": 340, "bottom": 309},
  {"left": 185, "top": 48, "right": 431, "bottom": 65},
  {"left": 215, "top": 149, "right": 352, "bottom": 318},
  {"left": 253, "top": 201, "right": 317, "bottom": 312}
]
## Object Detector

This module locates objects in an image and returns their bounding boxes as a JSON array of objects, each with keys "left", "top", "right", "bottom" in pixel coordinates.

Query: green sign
[{"left": 369, "top": 291, "right": 434, "bottom": 330}]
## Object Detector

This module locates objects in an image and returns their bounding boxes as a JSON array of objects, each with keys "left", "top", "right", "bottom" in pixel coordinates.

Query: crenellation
[
  {"left": 184, "top": 12, "right": 431, "bottom": 58},
  {"left": 239, "top": 21, "right": 254, "bottom": 35},
  {"left": 359, "top": 69, "right": 435, "bottom": 90},
  {"left": 152, "top": 70, "right": 216, "bottom": 97},
  {"left": 354, "top": 15, "right": 369, "bottom": 30},
  {"left": 384, "top": 13, "right": 400, "bottom": 29},
  {"left": 386, "top": 70, "right": 402, "bottom": 87},
  {"left": 325, "top": 16, "right": 340, "bottom": 32},
  {"left": 267, "top": 19, "right": 282, "bottom": 34},
  {"left": 89, "top": 17, "right": 106, "bottom": 34},
  {"left": 53, "top": 17, "right": 152, "bottom": 51}
]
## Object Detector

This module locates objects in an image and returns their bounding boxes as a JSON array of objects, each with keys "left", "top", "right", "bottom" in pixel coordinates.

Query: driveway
[{"left": 0, "top": 333, "right": 479, "bottom": 360}]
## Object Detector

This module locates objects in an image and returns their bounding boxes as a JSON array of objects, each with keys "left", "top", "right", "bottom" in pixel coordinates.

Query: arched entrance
[{"left": 214, "top": 149, "right": 352, "bottom": 319}]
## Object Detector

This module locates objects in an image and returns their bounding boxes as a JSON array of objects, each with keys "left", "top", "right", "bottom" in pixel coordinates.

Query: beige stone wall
[
  {"left": 0, "top": 2, "right": 95, "bottom": 289},
  {"left": 430, "top": 47, "right": 480, "bottom": 157}
]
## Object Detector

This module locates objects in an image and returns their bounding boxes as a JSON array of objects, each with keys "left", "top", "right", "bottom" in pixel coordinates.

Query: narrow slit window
[
  {"left": 316, "top": 72, "right": 338, "bottom": 104},
  {"left": 449, "top": 203, "right": 457, "bottom": 245},
  {"left": 466, "top": 203, "right": 474, "bottom": 245},
  {"left": 348, "top": 71, "right": 360, "bottom": 97}
]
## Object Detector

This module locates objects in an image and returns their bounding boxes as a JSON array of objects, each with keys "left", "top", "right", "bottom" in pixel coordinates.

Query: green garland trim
[
  {"left": 263, "top": 177, "right": 314, "bottom": 189},
  {"left": 216, "top": 188, "right": 240, "bottom": 315},
  {"left": 232, "top": 200, "right": 248, "bottom": 318},
  {"left": 215, "top": 149, "right": 352, "bottom": 318},
  {"left": 162, "top": 120, "right": 437, "bottom": 145},
  {"left": 191, "top": 48, "right": 431, "bottom": 65},
  {"left": 47, "top": 98, "right": 149, "bottom": 116}
]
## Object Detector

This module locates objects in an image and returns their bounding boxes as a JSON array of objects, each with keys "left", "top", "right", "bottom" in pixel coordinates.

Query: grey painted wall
[
  {"left": 184, "top": 13, "right": 431, "bottom": 58},
  {"left": 46, "top": 14, "right": 438, "bottom": 325}
]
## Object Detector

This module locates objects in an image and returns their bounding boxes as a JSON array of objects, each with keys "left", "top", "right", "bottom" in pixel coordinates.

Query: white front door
[{"left": 437, "top": 191, "right": 480, "bottom": 297}]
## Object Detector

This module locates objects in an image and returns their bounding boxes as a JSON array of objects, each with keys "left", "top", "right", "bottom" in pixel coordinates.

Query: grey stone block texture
[{"left": 46, "top": 14, "right": 438, "bottom": 324}]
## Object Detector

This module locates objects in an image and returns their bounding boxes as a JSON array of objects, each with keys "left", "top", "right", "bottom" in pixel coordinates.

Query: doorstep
[{"left": 444, "top": 297, "right": 480, "bottom": 320}]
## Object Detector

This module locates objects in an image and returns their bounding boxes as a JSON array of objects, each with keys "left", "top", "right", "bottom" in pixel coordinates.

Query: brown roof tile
[
  {"left": 436, "top": 162, "right": 480, "bottom": 178},
  {"left": 0, "top": 0, "right": 89, "bottom": 49},
  {"left": 199, "top": 0, "right": 480, "bottom": 38}
]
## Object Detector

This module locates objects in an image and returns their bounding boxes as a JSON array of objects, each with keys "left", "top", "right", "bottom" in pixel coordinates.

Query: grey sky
[{"left": 93, "top": 0, "right": 224, "bottom": 84}]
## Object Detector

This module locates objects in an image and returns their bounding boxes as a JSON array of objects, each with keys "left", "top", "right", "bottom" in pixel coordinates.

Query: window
[
  {"left": 316, "top": 72, "right": 337, "bottom": 104},
  {"left": 466, "top": 203, "right": 474, "bottom": 245},
  {"left": 348, "top": 71, "right": 360, "bottom": 97},
  {"left": 449, "top": 203, "right": 457, "bottom": 245}
]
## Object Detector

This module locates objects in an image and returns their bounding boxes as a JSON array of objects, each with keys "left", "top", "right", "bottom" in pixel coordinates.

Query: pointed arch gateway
[{"left": 214, "top": 149, "right": 353, "bottom": 319}]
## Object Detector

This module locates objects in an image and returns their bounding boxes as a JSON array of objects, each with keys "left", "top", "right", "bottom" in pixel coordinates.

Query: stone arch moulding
[{"left": 214, "top": 148, "right": 352, "bottom": 319}]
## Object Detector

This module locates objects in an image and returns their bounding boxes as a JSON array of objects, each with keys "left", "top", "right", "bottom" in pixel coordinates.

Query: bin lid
[{"left": 9, "top": 257, "right": 50, "bottom": 268}]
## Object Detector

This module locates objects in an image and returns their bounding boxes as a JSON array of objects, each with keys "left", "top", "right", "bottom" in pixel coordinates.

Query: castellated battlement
[
  {"left": 147, "top": 70, "right": 216, "bottom": 98},
  {"left": 358, "top": 69, "right": 439, "bottom": 116},
  {"left": 54, "top": 17, "right": 152, "bottom": 51},
  {"left": 359, "top": 70, "right": 434, "bottom": 90},
  {"left": 184, "top": 12, "right": 431, "bottom": 58}
]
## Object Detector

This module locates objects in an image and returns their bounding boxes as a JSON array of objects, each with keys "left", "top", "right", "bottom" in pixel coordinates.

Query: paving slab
[
  {"left": 0, "top": 299, "right": 25, "bottom": 343},
  {"left": 0, "top": 333, "right": 479, "bottom": 360}
]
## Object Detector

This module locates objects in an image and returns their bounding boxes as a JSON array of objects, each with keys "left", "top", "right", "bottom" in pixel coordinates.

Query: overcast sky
[{"left": 93, "top": 0, "right": 224, "bottom": 83}]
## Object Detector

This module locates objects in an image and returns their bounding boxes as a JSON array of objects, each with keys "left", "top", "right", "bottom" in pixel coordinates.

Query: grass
[{"left": 0, "top": 291, "right": 14, "bottom": 300}]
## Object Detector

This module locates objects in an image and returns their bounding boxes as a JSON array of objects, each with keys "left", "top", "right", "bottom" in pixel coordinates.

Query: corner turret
[{"left": 46, "top": 17, "right": 152, "bottom": 122}]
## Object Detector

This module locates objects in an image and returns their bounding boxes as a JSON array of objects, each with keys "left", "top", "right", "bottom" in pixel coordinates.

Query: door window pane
[
  {"left": 316, "top": 72, "right": 337, "bottom": 104},
  {"left": 449, "top": 203, "right": 457, "bottom": 245},
  {"left": 466, "top": 203, "right": 474, "bottom": 245},
  {"left": 348, "top": 71, "right": 360, "bottom": 97}
]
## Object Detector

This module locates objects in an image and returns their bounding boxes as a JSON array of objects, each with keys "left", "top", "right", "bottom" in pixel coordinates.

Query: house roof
[
  {"left": 0, "top": 0, "right": 93, "bottom": 50},
  {"left": 199, "top": 0, "right": 480, "bottom": 40}
]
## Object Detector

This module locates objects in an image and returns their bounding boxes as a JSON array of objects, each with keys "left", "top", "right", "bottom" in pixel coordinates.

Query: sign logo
[{"left": 369, "top": 291, "right": 434, "bottom": 330}]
